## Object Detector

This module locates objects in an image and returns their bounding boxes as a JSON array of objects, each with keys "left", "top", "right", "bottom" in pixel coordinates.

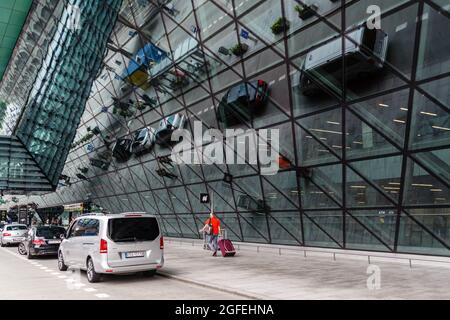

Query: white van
[
  {"left": 58, "top": 212, "right": 164, "bottom": 283},
  {"left": 300, "top": 24, "right": 389, "bottom": 96}
]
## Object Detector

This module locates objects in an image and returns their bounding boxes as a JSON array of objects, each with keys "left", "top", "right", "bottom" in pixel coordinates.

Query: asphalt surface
[{"left": 0, "top": 245, "right": 244, "bottom": 300}]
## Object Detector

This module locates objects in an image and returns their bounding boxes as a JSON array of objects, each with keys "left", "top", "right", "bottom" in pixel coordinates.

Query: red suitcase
[{"left": 218, "top": 238, "right": 236, "bottom": 257}]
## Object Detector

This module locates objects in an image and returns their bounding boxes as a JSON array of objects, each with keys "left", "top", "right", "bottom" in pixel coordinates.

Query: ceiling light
[
  {"left": 432, "top": 125, "right": 450, "bottom": 131},
  {"left": 310, "top": 128, "right": 343, "bottom": 135},
  {"left": 420, "top": 111, "right": 437, "bottom": 117}
]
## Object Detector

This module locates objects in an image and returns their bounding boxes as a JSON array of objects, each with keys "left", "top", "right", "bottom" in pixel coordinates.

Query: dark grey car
[{"left": 18, "top": 226, "right": 66, "bottom": 259}]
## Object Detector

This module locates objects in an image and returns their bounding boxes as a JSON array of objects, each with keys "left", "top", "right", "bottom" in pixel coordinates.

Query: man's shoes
[{"left": 212, "top": 251, "right": 217, "bottom": 257}]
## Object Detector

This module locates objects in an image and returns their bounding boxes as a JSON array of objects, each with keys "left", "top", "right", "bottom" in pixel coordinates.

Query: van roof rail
[{"left": 78, "top": 212, "right": 106, "bottom": 217}]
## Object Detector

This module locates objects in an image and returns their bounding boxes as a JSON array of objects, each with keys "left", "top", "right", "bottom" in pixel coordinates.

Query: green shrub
[
  {"left": 271, "top": 17, "right": 290, "bottom": 35},
  {"left": 230, "top": 43, "right": 249, "bottom": 56}
]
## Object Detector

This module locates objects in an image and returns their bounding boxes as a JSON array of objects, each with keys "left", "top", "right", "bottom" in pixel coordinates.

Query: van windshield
[
  {"left": 361, "top": 28, "right": 377, "bottom": 53},
  {"left": 108, "top": 217, "right": 159, "bottom": 242}
]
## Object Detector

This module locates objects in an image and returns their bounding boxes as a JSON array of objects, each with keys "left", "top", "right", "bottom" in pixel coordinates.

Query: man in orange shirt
[{"left": 205, "top": 212, "right": 221, "bottom": 256}]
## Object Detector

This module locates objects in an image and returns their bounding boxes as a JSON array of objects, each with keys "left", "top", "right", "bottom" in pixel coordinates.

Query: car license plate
[
  {"left": 13, "top": 238, "right": 24, "bottom": 242},
  {"left": 48, "top": 240, "right": 61, "bottom": 244},
  {"left": 125, "top": 251, "right": 145, "bottom": 258}
]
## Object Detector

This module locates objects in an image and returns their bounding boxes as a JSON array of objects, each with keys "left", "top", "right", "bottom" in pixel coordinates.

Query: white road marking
[
  {"left": 269, "top": 80, "right": 276, "bottom": 86},
  {"left": 290, "top": 70, "right": 298, "bottom": 76},
  {"left": 85, "top": 288, "right": 97, "bottom": 292},
  {"left": 52, "top": 272, "right": 60, "bottom": 275},
  {"left": 395, "top": 22, "right": 407, "bottom": 32},
  {"left": 58, "top": 275, "right": 67, "bottom": 279},
  {"left": 279, "top": 74, "right": 286, "bottom": 81},
  {"left": 219, "top": 16, "right": 224, "bottom": 21},
  {"left": 95, "top": 293, "right": 110, "bottom": 299},
  {"left": 73, "top": 283, "right": 86, "bottom": 288},
  {"left": 45, "top": 270, "right": 53, "bottom": 272},
  {"left": 40, "top": 267, "right": 48, "bottom": 270},
  {"left": 204, "top": 108, "right": 209, "bottom": 112}
]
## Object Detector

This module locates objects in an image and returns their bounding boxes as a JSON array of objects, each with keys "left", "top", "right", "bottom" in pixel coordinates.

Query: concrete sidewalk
[{"left": 161, "top": 240, "right": 450, "bottom": 300}]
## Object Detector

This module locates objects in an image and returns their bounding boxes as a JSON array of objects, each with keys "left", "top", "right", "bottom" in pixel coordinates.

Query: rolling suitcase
[{"left": 218, "top": 229, "right": 236, "bottom": 257}]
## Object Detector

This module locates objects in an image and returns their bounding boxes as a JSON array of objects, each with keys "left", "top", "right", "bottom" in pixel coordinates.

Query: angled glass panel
[
  {"left": 346, "top": 210, "right": 396, "bottom": 251},
  {"left": 397, "top": 212, "right": 449, "bottom": 255},
  {"left": 303, "top": 211, "right": 343, "bottom": 248}
]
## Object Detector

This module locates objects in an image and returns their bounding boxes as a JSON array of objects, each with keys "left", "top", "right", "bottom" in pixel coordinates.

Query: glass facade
[
  {"left": 0, "top": 0, "right": 122, "bottom": 191},
  {"left": 5, "top": 0, "right": 450, "bottom": 256}
]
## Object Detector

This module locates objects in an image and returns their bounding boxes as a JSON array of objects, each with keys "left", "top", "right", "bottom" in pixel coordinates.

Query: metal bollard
[
  {"left": 279, "top": 248, "right": 282, "bottom": 256},
  {"left": 333, "top": 252, "right": 336, "bottom": 261},
  {"left": 368, "top": 256, "right": 371, "bottom": 264},
  {"left": 409, "top": 259, "right": 412, "bottom": 269}
]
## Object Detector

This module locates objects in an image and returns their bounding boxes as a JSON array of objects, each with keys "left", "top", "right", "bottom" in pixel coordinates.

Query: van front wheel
[{"left": 87, "top": 258, "right": 101, "bottom": 283}]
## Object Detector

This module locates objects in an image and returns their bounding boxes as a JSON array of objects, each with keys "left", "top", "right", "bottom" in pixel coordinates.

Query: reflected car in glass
[
  {"left": 111, "top": 138, "right": 133, "bottom": 162},
  {"left": 18, "top": 225, "right": 66, "bottom": 259},
  {"left": 217, "top": 80, "right": 269, "bottom": 127},
  {"left": 58, "top": 213, "right": 164, "bottom": 283},
  {"left": 299, "top": 24, "right": 389, "bottom": 96},
  {"left": 131, "top": 127, "right": 156, "bottom": 155},
  {"left": 155, "top": 114, "right": 186, "bottom": 146}
]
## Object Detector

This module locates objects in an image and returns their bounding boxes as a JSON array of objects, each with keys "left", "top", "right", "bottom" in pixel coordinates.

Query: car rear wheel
[
  {"left": 58, "top": 251, "right": 68, "bottom": 271},
  {"left": 27, "top": 250, "right": 35, "bottom": 260},
  {"left": 18, "top": 243, "right": 27, "bottom": 255},
  {"left": 86, "top": 258, "right": 101, "bottom": 283},
  {"left": 1, "top": 240, "right": 7, "bottom": 247}
]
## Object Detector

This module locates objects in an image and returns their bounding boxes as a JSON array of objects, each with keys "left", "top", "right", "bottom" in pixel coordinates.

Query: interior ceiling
[{"left": 0, "top": 0, "right": 33, "bottom": 81}]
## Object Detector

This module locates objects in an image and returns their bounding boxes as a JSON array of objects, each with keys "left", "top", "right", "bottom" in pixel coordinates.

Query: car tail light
[
  {"left": 2, "top": 233, "right": 11, "bottom": 237},
  {"left": 100, "top": 239, "right": 108, "bottom": 254},
  {"left": 160, "top": 236, "right": 164, "bottom": 250},
  {"left": 125, "top": 213, "right": 143, "bottom": 217},
  {"left": 32, "top": 239, "right": 45, "bottom": 245}
]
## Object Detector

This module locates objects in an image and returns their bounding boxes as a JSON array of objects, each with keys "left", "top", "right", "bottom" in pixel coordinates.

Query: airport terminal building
[{"left": 1, "top": 0, "right": 450, "bottom": 257}]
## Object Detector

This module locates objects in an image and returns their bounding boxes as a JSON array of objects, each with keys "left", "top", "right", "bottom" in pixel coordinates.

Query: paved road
[{"left": 0, "top": 245, "right": 244, "bottom": 300}]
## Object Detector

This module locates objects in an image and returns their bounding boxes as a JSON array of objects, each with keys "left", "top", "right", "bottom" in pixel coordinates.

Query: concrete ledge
[
  {"left": 157, "top": 271, "right": 266, "bottom": 300},
  {"left": 165, "top": 237, "right": 450, "bottom": 269}
]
